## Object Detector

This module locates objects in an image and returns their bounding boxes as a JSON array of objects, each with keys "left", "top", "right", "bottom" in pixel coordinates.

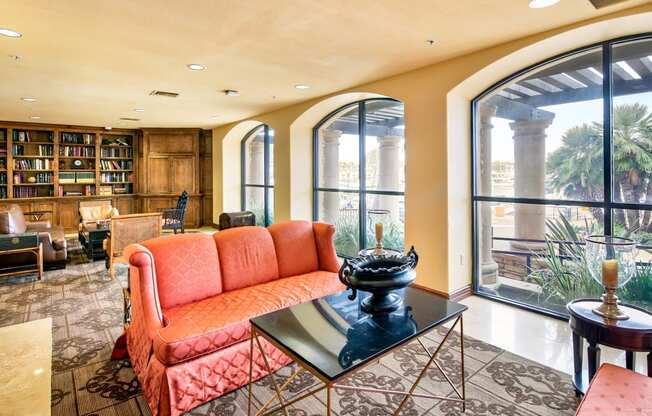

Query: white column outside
[
  {"left": 510, "top": 118, "right": 554, "bottom": 251},
  {"left": 320, "top": 129, "right": 341, "bottom": 225},
  {"left": 478, "top": 104, "right": 498, "bottom": 285},
  {"left": 374, "top": 135, "right": 402, "bottom": 221}
]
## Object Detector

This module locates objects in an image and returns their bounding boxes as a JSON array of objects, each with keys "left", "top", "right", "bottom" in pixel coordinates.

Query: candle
[
  {"left": 375, "top": 222, "right": 383, "bottom": 246},
  {"left": 602, "top": 259, "right": 618, "bottom": 288}
]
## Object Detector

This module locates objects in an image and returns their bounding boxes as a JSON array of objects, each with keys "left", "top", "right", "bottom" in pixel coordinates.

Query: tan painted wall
[{"left": 214, "top": 4, "right": 652, "bottom": 295}]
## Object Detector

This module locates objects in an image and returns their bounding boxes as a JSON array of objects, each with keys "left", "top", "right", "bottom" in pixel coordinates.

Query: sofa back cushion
[
  {"left": 268, "top": 221, "right": 319, "bottom": 278},
  {"left": 0, "top": 205, "right": 27, "bottom": 234},
  {"left": 214, "top": 226, "right": 279, "bottom": 291},
  {"left": 143, "top": 233, "right": 222, "bottom": 310}
]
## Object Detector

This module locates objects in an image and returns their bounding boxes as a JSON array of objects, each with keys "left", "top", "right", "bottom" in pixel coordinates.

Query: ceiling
[{"left": 0, "top": 0, "right": 650, "bottom": 129}]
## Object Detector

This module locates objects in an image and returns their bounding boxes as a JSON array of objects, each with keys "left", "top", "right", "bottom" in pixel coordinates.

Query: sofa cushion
[
  {"left": 576, "top": 363, "right": 652, "bottom": 415},
  {"left": 153, "top": 271, "right": 344, "bottom": 365},
  {"left": 213, "top": 227, "right": 279, "bottom": 291},
  {"left": 268, "top": 221, "right": 319, "bottom": 278},
  {"left": 143, "top": 234, "right": 222, "bottom": 310}
]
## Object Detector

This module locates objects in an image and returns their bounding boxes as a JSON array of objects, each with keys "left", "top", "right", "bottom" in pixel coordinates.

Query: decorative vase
[
  {"left": 338, "top": 246, "right": 418, "bottom": 314},
  {"left": 585, "top": 235, "right": 637, "bottom": 320}
]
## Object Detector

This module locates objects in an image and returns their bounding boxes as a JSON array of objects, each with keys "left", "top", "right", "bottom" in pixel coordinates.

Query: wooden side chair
[
  {"left": 162, "top": 190, "right": 189, "bottom": 234},
  {"left": 104, "top": 212, "right": 162, "bottom": 279}
]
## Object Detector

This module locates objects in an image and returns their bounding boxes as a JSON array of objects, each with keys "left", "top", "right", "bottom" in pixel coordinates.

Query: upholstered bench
[{"left": 576, "top": 363, "right": 652, "bottom": 415}]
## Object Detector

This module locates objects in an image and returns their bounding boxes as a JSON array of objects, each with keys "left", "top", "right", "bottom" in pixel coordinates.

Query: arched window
[
  {"left": 313, "top": 99, "right": 405, "bottom": 257},
  {"left": 241, "top": 124, "right": 274, "bottom": 226},
  {"left": 472, "top": 34, "right": 652, "bottom": 316}
]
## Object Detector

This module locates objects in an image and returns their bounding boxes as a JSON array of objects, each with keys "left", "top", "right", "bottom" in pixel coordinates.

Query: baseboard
[{"left": 412, "top": 283, "right": 472, "bottom": 302}]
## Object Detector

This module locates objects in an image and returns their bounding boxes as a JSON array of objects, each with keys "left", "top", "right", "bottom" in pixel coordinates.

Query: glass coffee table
[{"left": 248, "top": 287, "right": 468, "bottom": 415}]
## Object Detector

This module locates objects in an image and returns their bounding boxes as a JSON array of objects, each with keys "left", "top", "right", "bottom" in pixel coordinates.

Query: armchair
[
  {"left": 161, "top": 191, "right": 188, "bottom": 234},
  {"left": 78, "top": 199, "right": 119, "bottom": 231},
  {"left": 0, "top": 204, "right": 67, "bottom": 270},
  {"left": 104, "top": 212, "right": 162, "bottom": 278}
]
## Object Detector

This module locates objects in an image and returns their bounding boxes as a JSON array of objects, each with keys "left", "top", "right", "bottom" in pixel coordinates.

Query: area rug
[{"left": 0, "top": 252, "right": 579, "bottom": 416}]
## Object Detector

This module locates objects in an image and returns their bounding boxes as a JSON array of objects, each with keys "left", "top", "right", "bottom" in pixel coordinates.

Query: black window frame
[
  {"left": 312, "top": 98, "right": 405, "bottom": 257},
  {"left": 471, "top": 32, "right": 652, "bottom": 319},
  {"left": 241, "top": 124, "right": 273, "bottom": 226}
]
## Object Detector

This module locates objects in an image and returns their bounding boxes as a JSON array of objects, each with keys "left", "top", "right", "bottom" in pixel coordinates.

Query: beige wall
[{"left": 213, "top": 4, "right": 652, "bottom": 295}]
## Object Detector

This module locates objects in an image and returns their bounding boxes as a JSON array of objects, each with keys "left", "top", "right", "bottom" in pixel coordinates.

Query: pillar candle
[
  {"left": 375, "top": 222, "right": 383, "bottom": 245},
  {"left": 602, "top": 259, "right": 618, "bottom": 288}
]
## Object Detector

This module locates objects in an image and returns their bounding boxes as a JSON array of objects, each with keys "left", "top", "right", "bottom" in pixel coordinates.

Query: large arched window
[
  {"left": 241, "top": 124, "right": 274, "bottom": 226},
  {"left": 472, "top": 34, "right": 652, "bottom": 317},
  {"left": 313, "top": 99, "right": 405, "bottom": 257}
]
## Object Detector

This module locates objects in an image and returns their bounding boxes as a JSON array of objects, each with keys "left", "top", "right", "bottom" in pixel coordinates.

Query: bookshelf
[
  {"left": 100, "top": 134, "right": 134, "bottom": 195},
  {"left": 11, "top": 129, "right": 55, "bottom": 198},
  {"left": 0, "top": 128, "right": 6, "bottom": 199}
]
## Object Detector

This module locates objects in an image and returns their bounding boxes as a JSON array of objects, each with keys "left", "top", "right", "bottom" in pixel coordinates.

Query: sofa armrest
[
  {"left": 125, "top": 244, "right": 164, "bottom": 334},
  {"left": 313, "top": 222, "right": 340, "bottom": 273}
]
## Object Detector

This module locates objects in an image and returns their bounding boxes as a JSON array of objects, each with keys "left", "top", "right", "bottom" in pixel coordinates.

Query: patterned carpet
[{"left": 0, "top": 243, "right": 579, "bottom": 416}]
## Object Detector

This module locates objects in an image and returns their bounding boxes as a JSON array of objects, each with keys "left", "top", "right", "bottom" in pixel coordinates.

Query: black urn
[{"left": 338, "top": 246, "right": 418, "bottom": 314}]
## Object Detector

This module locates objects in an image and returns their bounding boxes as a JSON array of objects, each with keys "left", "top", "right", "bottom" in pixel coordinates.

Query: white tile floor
[{"left": 459, "top": 295, "right": 649, "bottom": 376}]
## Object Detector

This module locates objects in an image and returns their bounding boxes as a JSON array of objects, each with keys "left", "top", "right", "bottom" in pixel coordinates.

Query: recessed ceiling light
[
  {"left": 426, "top": 39, "right": 435, "bottom": 45},
  {"left": 30, "top": 116, "right": 40, "bottom": 120},
  {"left": 529, "top": 0, "right": 560, "bottom": 8},
  {"left": 105, "top": 126, "right": 112, "bottom": 130},
  {"left": 223, "top": 89, "right": 240, "bottom": 97},
  {"left": 295, "top": 84, "right": 310, "bottom": 90},
  {"left": 187, "top": 63, "right": 206, "bottom": 71},
  {"left": 21, "top": 97, "right": 36, "bottom": 102},
  {"left": 0, "top": 28, "right": 22, "bottom": 38},
  {"left": 134, "top": 108, "right": 145, "bottom": 112},
  {"left": 211, "top": 115, "right": 219, "bottom": 119}
]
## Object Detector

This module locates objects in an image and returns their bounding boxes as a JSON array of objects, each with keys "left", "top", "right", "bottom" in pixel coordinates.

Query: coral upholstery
[
  {"left": 126, "top": 221, "right": 343, "bottom": 416},
  {"left": 576, "top": 363, "right": 652, "bottom": 415}
]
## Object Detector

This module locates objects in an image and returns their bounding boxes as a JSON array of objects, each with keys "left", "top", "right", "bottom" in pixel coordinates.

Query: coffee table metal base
[{"left": 247, "top": 314, "right": 466, "bottom": 416}]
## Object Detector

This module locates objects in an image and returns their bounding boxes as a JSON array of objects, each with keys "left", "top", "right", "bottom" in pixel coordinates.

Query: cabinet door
[
  {"left": 202, "top": 196, "right": 213, "bottom": 226},
  {"left": 148, "top": 157, "right": 170, "bottom": 193},
  {"left": 58, "top": 202, "right": 80, "bottom": 232},
  {"left": 184, "top": 198, "right": 200, "bottom": 228},
  {"left": 115, "top": 197, "right": 135, "bottom": 215},
  {"left": 30, "top": 201, "right": 56, "bottom": 224},
  {"left": 171, "top": 156, "right": 194, "bottom": 194}
]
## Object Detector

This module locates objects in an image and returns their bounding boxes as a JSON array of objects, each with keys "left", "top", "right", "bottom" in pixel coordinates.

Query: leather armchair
[{"left": 0, "top": 204, "right": 67, "bottom": 269}]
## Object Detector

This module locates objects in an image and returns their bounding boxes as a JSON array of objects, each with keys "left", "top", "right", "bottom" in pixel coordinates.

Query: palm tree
[{"left": 547, "top": 103, "right": 652, "bottom": 233}]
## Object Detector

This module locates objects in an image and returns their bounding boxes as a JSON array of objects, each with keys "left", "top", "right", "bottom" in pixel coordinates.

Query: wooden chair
[
  {"left": 104, "top": 212, "right": 162, "bottom": 279},
  {"left": 161, "top": 190, "right": 189, "bottom": 234}
]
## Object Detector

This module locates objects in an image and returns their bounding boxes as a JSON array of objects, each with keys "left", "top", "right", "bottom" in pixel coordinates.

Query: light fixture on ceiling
[
  {"left": 295, "top": 84, "right": 310, "bottom": 90},
  {"left": 425, "top": 39, "right": 435, "bottom": 46},
  {"left": 21, "top": 97, "right": 36, "bottom": 102},
  {"left": 105, "top": 126, "right": 112, "bottom": 130},
  {"left": 187, "top": 63, "right": 206, "bottom": 71},
  {"left": 134, "top": 108, "right": 145, "bottom": 112},
  {"left": 223, "top": 89, "right": 240, "bottom": 97},
  {"left": 30, "top": 116, "right": 40, "bottom": 120},
  {"left": 529, "top": 0, "right": 560, "bottom": 8},
  {"left": 211, "top": 115, "right": 219, "bottom": 119},
  {"left": 0, "top": 28, "right": 22, "bottom": 38}
]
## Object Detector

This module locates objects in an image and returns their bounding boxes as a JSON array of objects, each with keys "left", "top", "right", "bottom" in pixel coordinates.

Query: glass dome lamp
[{"left": 585, "top": 235, "right": 637, "bottom": 320}]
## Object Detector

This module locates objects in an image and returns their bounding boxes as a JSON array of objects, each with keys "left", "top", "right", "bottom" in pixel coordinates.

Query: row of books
[
  {"left": 0, "top": 187, "right": 6, "bottom": 199},
  {"left": 100, "top": 160, "right": 132, "bottom": 170},
  {"left": 13, "top": 144, "right": 54, "bottom": 156},
  {"left": 103, "top": 184, "right": 131, "bottom": 194},
  {"left": 101, "top": 172, "right": 131, "bottom": 183},
  {"left": 0, "top": 172, "right": 6, "bottom": 185},
  {"left": 13, "top": 172, "right": 53, "bottom": 184},
  {"left": 57, "top": 185, "right": 95, "bottom": 196},
  {"left": 59, "top": 171, "right": 95, "bottom": 184},
  {"left": 61, "top": 132, "right": 94, "bottom": 145},
  {"left": 101, "top": 148, "right": 132, "bottom": 158},
  {"left": 101, "top": 137, "right": 131, "bottom": 146},
  {"left": 13, "top": 130, "right": 54, "bottom": 143},
  {"left": 60, "top": 146, "right": 95, "bottom": 157},
  {"left": 13, "top": 187, "right": 54, "bottom": 198},
  {"left": 14, "top": 159, "right": 52, "bottom": 170}
]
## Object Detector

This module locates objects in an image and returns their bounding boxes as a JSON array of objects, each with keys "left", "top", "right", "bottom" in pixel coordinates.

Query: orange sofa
[
  {"left": 576, "top": 363, "right": 652, "bottom": 415},
  {"left": 125, "top": 220, "right": 343, "bottom": 416}
]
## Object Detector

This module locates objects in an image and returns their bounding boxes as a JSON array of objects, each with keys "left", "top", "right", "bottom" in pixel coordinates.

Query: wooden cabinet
[
  {"left": 115, "top": 197, "right": 136, "bottom": 215},
  {"left": 171, "top": 156, "right": 195, "bottom": 193},
  {"left": 58, "top": 201, "right": 80, "bottom": 232},
  {"left": 147, "top": 157, "right": 170, "bottom": 193}
]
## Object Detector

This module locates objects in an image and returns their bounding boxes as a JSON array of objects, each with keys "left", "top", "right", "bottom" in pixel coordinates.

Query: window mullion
[
  {"left": 359, "top": 101, "right": 367, "bottom": 251},
  {"left": 602, "top": 42, "right": 613, "bottom": 236}
]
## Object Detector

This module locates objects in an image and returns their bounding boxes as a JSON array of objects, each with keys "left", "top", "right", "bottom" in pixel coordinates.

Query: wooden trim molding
[{"left": 412, "top": 283, "right": 472, "bottom": 302}]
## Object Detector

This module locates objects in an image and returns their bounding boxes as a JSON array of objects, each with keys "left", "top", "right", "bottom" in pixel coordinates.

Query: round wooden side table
[{"left": 567, "top": 298, "right": 652, "bottom": 395}]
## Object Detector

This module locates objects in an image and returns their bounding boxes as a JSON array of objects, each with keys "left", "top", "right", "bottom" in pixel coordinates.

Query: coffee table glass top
[{"left": 251, "top": 286, "right": 467, "bottom": 381}]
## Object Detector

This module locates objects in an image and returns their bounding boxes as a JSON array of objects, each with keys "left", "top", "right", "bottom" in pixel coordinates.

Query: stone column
[
  {"left": 320, "top": 129, "right": 341, "bottom": 225},
  {"left": 375, "top": 135, "right": 402, "bottom": 221},
  {"left": 478, "top": 104, "right": 498, "bottom": 285},
  {"left": 247, "top": 136, "right": 264, "bottom": 209},
  {"left": 509, "top": 118, "right": 553, "bottom": 251}
]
